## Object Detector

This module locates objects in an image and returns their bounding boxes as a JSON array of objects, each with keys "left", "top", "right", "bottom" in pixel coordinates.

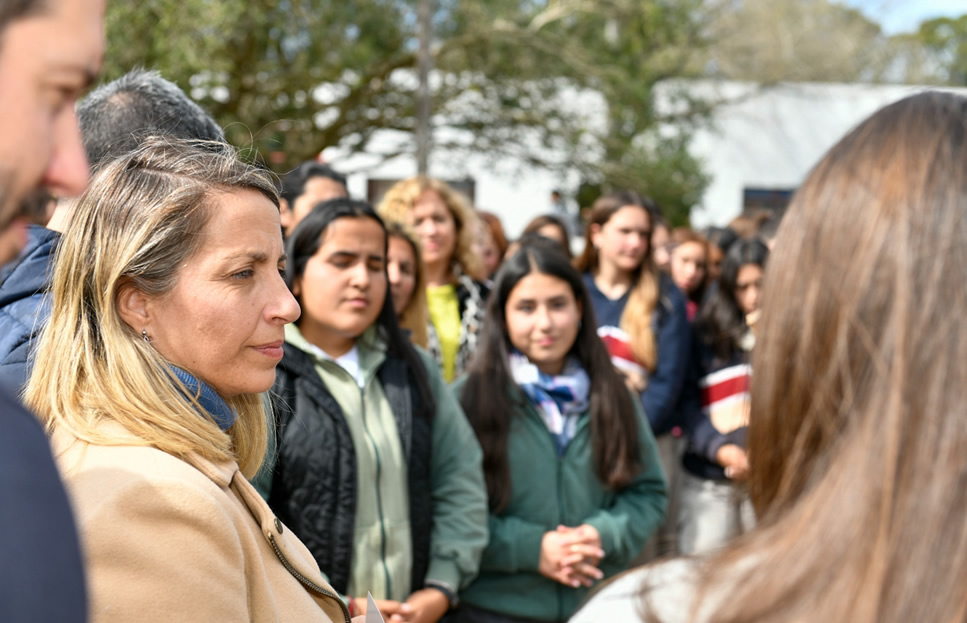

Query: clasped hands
[{"left": 538, "top": 523, "right": 604, "bottom": 588}]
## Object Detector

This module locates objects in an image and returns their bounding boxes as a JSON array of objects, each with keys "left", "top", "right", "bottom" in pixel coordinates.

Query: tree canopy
[
  {"left": 103, "top": 0, "right": 715, "bottom": 224},
  {"left": 102, "top": 1, "right": 967, "bottom": 225}
]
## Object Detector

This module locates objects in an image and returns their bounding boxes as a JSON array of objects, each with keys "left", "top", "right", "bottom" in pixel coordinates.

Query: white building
[{"left": 323, "top": 81, "right": 966, "bottom": 237}]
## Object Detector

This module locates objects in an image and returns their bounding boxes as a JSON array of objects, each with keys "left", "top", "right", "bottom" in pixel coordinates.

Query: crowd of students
[{"left": 2, "top": 4, "right": 967, "bottom": 621}]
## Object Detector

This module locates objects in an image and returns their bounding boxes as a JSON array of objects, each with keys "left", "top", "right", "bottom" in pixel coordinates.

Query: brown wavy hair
[
  {"left": 377, "top": 176, "right": 483, "bottom": 281},
  {"left": 640, "top": 91, "right": 967, "bottom": 622},
  {"left": 575, "top": 191, "right": 659, "bottom": 371}
]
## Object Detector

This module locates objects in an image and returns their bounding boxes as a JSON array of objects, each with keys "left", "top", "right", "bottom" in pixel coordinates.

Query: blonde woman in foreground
[
  {"left": 26, "top": 137, "right": 350, "bottom": 623},
  {"left": 573, "top": 91, "right": 967, "bottom": 622}
]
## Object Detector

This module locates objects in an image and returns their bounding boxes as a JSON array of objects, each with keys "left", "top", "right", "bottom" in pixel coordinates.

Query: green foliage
[
  {"left": 103, "top": 0, "right": 715, "bottom": 219},
  {"left": 915, "top": 15, "right": 967, "bottom": 85}
]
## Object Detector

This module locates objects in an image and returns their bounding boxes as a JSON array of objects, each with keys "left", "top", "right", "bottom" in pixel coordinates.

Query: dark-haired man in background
[{"left": 279, "top": 160, "right": 348, "bottom": 235}]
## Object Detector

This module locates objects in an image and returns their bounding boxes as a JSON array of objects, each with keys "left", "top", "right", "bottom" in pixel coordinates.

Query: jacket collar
[{"left": 284, "top": 323, "right": 387, "bottom": 382}]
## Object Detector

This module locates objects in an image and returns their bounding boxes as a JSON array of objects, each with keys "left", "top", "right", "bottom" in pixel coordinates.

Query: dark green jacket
[{"left": 451, "top": 377, "right": 667, "bottom": 621}]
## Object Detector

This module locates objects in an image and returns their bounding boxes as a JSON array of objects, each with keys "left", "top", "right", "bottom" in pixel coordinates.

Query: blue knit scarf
[
  {"left": 509, "top": 351, "right": 590, "bottom": 455},
  {"left": 169, "top": 366, "right": 237, "bottom": 431}
]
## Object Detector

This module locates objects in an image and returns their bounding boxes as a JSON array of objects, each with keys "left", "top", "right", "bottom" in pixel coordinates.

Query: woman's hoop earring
[{"left": 141, "top": 329, "right": 151, "bottom": 344}]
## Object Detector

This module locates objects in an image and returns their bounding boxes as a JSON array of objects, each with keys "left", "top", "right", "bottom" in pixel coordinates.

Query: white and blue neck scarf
[
  {"left": 169, "top": 366, "right": 238, "bottom": 431},
  {"left": 509, "top": 351, "right": 590, "bottom": 455}
]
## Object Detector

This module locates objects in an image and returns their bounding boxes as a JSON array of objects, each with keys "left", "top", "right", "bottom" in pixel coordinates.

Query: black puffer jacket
[{"left": 268, "top": 342, "right": 434, "bottom": 595}]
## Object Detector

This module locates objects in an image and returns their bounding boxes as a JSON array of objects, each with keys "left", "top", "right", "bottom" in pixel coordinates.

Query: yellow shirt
[{"left": 426, "top": 284, "right": 461, "bottom": 382}]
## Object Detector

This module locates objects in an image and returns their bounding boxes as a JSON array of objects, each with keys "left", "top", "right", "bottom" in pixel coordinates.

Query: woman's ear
[
  {"left": 588, "top": 223, "right": 602, "bottom": 250},
  {"left": 116, "top": 283, "right": 151, "bottom": 331},
  {"left": 291, "top": 275, "right": 302, "bottom": 298}
]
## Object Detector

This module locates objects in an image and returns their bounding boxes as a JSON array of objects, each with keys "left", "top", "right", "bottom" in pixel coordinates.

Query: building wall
[{"left": 323, "top": 81, "right": 967, "bottom": 238}]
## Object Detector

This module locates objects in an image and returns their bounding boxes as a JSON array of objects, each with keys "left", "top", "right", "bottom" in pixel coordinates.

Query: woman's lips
[
  {"left": 345, "top": 297, "right": 369, "bottom": 308},
  {"left": 253, "top": 341, "right": 284, "bottom": 359}
]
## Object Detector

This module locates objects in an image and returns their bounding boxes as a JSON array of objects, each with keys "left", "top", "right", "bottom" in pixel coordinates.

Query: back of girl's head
[
  {"left": 679, "top": 91, "right": 967, "bottom": 623},
  {"left": 751, "top": 92, "right": 967, "bottom": 518},
  {"left": 26, "top": 135, "right": 278, "bottom": 476}
]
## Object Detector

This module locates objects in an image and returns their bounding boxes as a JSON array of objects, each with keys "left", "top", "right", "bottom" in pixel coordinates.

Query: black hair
[
  {"left": 77, "top": 69, "right": 225, "bottom": 170},
  {"left": 460, "top": 236, "right": 641, "bottom": 512},
  {"left": 285, "top": 197, "right": 434, "bottom": 419},
  {"left": 703, "top": 225, "right": 740, "bottom": 255},
  {"left": 279, "top": 161, "right": 348, "bottom": 205},
  {"left": 695, "top": 237, "right": 769, "bottom": 360}
]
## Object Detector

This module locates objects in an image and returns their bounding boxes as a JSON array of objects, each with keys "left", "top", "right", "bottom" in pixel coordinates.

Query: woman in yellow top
[{"left": 379, "top": 177, "right": 489, "bottom": 381}]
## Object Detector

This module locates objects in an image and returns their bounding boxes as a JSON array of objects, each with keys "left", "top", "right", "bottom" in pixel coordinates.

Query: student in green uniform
[
  {"left": 449, "top": 237, "right": 667, "bottom": 622},
  {"left": 263, "top": 199, "right": 488, "bottom": 621}
]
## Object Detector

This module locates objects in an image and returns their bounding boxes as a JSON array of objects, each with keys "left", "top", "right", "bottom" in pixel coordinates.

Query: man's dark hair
[
  {"left": 77, "top": 68, "right": 224, "bottom": 170},
  {"left": 0, "top": 0, "right": 46, "bottom": 35},
  {"left": 279, "top": 161, "right": 348, "bottom": 205}
]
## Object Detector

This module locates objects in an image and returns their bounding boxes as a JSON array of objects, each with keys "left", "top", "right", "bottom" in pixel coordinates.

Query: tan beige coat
[{"left": 51, "top": 422, "right": 350, "bottom": 623}]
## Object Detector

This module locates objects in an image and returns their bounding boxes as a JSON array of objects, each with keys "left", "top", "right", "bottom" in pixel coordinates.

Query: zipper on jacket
[
  {"left": 556, "top": 455, "right": 566, "bottom": 620},
  {"left": 268, "top": 533, "right": 351, "bottom": 623},
  {"left": 360, "top": 385, "right": 394, "bottom": 598}
]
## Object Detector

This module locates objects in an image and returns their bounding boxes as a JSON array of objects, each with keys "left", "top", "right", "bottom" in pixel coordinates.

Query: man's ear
[{"left": 116, "top": 283, "right": 151, "bottom": 332}]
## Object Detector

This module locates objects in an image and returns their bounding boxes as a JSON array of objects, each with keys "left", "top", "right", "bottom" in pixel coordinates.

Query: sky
[{"left": 844, "top": 0, "right": 967, "bottom": 34}]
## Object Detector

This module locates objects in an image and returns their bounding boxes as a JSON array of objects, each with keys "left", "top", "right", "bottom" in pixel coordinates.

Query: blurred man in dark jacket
[{"left": 0, "top": 0, "right": 106, "bottom": 620}]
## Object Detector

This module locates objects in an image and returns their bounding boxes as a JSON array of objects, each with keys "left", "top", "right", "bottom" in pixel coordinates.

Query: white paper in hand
[{"left": 366, "top": 593, "right": 386, "bottom": 623}]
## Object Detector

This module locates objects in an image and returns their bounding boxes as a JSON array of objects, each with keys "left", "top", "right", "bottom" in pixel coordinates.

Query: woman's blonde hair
[
  {"left": 575, "top": 191, "right": 659, "bottom": 371},
  {"left": 25, "top": 136, "right": 279, "bottom": 477},
  {"left": 386, "top": 220, "right": 429, "bottom": 348},
  {"left": 642, "top": 91, "right": 967, "bottom": 622},
  {"left": 377, "top": 176, "right": 483, "bottom": 281}
]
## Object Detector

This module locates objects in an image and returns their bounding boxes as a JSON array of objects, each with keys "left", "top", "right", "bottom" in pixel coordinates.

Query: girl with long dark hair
[
  {"left": 262, "top": 199, "right": 488, "bottom": 621},
  {"left": 450, "top": 238, "right": 666, "bottom": 622},
  {"left": 675, "top": 238, "right": 768, "bottom": 555}
]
